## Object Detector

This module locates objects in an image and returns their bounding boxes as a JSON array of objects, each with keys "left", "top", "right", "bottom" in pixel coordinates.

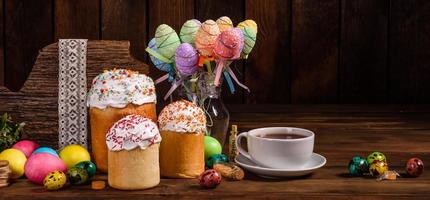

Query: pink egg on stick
[
  {"left": 213, "top": 28, "right": 244, "bottom": 86},
  {"left": 175, "top": 43, "right": 199, "bottom": 76}
]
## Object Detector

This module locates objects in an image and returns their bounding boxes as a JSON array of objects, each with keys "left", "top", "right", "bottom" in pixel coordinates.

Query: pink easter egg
[
  {"left": 214, "top": 28, "right": 243, "bottom": 60},
  {"left": 12, "top": 140, "right": 40, "bottom": 158},
  {"left": 24, "top": 153, "right": 67, "bottom": 185}
]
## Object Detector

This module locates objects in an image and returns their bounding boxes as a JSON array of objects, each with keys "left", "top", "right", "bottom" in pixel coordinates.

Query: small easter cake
[
  {"left": 87, "top": 68, "right": 157, "bottom": 172},
  {"left": 158, "top": 100, "right": 207, "bottom": 178},
  {"left": 106, "top": 114, "right": 161, "bottom": 190}
]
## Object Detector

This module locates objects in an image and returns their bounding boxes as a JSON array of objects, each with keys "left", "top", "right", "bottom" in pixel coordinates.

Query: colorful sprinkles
[{"left": 158, "top": 100, "right": 207, "bottom": 134}]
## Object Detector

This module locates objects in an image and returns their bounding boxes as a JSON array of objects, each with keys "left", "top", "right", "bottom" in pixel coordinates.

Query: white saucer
[{"left": 235, "top": 153, "right": 326, "bottom": 178}]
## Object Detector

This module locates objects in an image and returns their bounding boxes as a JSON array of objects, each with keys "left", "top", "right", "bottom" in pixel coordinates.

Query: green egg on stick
[
  {"left": 155, "top": 24, "right": 181, "bottom": 60},
  {"left": 180, "top": 19, "right": 201, "bottom": 47},
  {"left": 241, "top": 27, "right": 257, "bottom": 59}
]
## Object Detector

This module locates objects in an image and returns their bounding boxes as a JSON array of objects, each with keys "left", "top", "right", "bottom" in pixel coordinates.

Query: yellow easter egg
[
  {"left": 216, "top": 16, "right": 233, "bottom": 32},
  {"left": 59, "top": 144, "right": 91, "bottom": 168},
  {"left": 0, "top": 148, "right": 27, "bottom": 179}
]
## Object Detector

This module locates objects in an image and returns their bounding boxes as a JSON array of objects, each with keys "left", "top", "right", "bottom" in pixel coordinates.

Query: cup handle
[{"left": 236, "top": 132, "right": 252, "bottom": 160}]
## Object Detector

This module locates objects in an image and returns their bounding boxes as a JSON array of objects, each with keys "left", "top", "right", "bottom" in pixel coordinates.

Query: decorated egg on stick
[
  {"left": 175, "top": 43, "right": 199, "bottom": 76},
  {"left": 240, "top": 27, "right": 257, "bottom": 59},
  {"left": 216, "top": 16, "right": 233, "bottom": 32},
  {"left": 214, "top": 28, "right": 243, "bottom": 60},
  {"left": 237, "top": 19, "right": 258, "bottom": 33},
  {"left": 195, "top": 20, "right": 221, "bottom": 57},
  {"left": 147, "top": 38, "right": 173, "bottom": 72},
  {"left": 180, "top": 19, "right": 201, "bottom": 46},
  {"left": 155, "top": 24, "right": 181, "bottom": 60}
]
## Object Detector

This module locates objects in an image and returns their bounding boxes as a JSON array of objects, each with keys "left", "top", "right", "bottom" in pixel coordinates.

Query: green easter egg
[
  {"left": 75, "top": 161, "right": 97, "bottom": 177},
  {"left": 180, "top": 19, "right": 201, "bottom": 46},
  {"left": 68, "top": 167, "right": 89, "bottom": 185},
  {"left": 204, "top": 136, "right": 222, "bottom": 159},
  {"left": 241, "top": 27, "right": 257, "bottom": 58},
  {"left": 155, "top": 24, "right": 181, "bottom": 60}
]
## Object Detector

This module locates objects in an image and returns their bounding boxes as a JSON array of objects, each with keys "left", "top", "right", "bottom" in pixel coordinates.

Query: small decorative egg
[
  {"left": 367, "top": 152, "right": 386, "bottom": 164},
  {"left": 67, "top": 167, "right": 89, "bottom": 185},
  {"left": 348, "top": 156, "right": 369, "bottom": 176},
  {"left": 405, "top": 157, "right": 424, "bottom": 177},
  {"left": 75, "top": 161, "right": 97, "bottom": 177},
  {"left": 204, "top": 136, "right": 222, "bottom": 159},
  {"left": 43, "top": 171, "right": 67, "bottom": 190},
  {"left": 206, "top": 154, "right": 229, "bottom": 168},
  {"left": 198, "top": 169, "right": 222, "bottom": 189},
  {"left": 369, "top": 160, "right": 388, "bottom": 176}
]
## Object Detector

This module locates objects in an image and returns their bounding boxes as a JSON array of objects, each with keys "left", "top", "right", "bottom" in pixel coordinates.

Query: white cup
[{"left": 236, "top": 127, "right": 314, "bottom": 169}]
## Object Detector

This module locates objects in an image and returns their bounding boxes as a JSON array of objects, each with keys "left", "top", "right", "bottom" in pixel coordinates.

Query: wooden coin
[
  {"left": 91, "top": 180, "right": 106, "bottom": 190},
  {"left": 0, "top": 160, "right": 9, "bottom": 167}
]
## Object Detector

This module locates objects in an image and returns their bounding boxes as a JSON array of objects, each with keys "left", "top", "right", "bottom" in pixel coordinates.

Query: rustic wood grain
[
  {"left": 0, "top": 41, "right": 148, "bottom": 149},
  {"left": 1, "top": 104, "right": 430, "bottom": 199},
  {"left": 195, "top": 0, "right": 245, "bottom": 104},
  {"left": 291, "top": 0, "right": 339, "bottom": 103},
  {"left": 0, "top": 0, "right": 3, "bottom": 86},
  {"left": 101, "top": 0, "right": 147, "bottom": 61},
  {"left": 389, "top": 0, "right": 430, "bottom": 103},
  {"left": 4, "top": 0, "right": 53, "bottom": 91},
  {"left": 147, "top": 0, "right": 194, "bottom": 109},
  {"left": 245, "top": 0, "right": 290, "bottom": 104},
  {"left": 55, "top": 0, "right": 100, "bottom": 40},
  {"left": 339, "top": 0, "right": 389, "bottom": 103}
]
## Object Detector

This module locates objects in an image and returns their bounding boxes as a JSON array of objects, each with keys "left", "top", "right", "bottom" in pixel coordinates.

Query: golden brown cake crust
[
  {"left": 159, "top": 130, "right": 205, "bottom": 178},
  {"left": 90, "top": 103, "right": 156, "bottom": 173},
  {"left": 108, "top": 144, "right": 160, "bottom": 190}
]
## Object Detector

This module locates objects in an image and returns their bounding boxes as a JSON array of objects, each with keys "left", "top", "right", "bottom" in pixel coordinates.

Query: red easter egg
[
  {"left": 24, "top": 152, "right": 67, "bottom": 185},
  {"left": 198, "top": 169, "right": 222, "bottom": 188},
  {"left": 12, "top": 140, "right": 40, "bottom": 158},
  {"left": 405, "top": 158, "right": 424, "bottom": 177}
]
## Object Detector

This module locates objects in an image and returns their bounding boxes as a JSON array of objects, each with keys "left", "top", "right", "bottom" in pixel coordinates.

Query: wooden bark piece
[{"left": 0, "top": 40, "right": 149, "bottom": 149}]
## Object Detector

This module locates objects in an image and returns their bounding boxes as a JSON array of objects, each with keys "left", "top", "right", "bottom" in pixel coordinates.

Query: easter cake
[
  {"left": 87, "top": 69, "right": 157, "bottom": 172},
  {"left": 106, "top": 114, "right": 161, "bottom": 190},
  {"left": 158, "top": 100, "right": 207, "bottom": 178}
]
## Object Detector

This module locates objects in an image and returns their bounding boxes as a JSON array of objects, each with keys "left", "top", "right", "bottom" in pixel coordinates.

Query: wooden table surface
[{"left": 1, "top": 105, "right": 430, "bottom": 199}]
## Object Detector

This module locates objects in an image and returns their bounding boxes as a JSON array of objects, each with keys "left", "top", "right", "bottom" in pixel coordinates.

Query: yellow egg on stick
[{"left": 216, "top": 16, "right": 233, "bottom": 32}]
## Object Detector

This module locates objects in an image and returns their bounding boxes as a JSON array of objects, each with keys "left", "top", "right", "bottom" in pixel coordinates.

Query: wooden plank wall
[{"left": 0, "top": 0, "right": 429, "bottom": 104}]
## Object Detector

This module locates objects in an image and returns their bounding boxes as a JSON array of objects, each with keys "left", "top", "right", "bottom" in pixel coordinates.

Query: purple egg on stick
[{"left": 175, "top": 43, "right": 199, "bottom": 76}]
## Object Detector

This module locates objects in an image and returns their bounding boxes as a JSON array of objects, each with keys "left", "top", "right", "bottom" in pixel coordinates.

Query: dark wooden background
[{"left": 0, "top": 0, "right": 429, "bottom": 104}]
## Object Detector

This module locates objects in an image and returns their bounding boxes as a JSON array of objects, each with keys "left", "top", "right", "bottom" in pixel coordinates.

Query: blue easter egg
[
  {"left": 32, "top": 147, "right": 59, "bottom": 157},
  {"left": 148, "top": 38, "right": 173, "bottom": 72}
]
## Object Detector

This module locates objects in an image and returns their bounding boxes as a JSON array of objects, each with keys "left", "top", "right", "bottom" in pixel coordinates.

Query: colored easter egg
[
  {"left": 195, "top": 20, "right": 221, "bottom": 57},
  {"left": 205, "top": 153, "right": 229, "bottom": 168},
  {"left": 43, "top": 171, "right": 67, "bottom": 190},
  {"left": 148, "top": 38, "right": 173, "bottom": 72},
  {"left": 75, "top": 161, "right": 97, "bottom": 177},
  {"left": 25, "top": 153, "right": 67, "bottom": 184},
  {"left": 204, "top": 136, "right": 222, "bottom": 159},
  {"left": 369, "top": 160, "right": 388, "bottom": 176},
  {"left": 180, "top": 19, "right": 201, "bottom": 46},
  {"left": 240, "top": 27, "right": 257, "bottom": 58},
  {"left": 12, "top": 140, "right": 40, "bottom": 158},
  {"left": 214, "top": 28, "right": 243, "bottom": 60},
  {"left": 367, "top": 152, "right": 386, "bottom": 164},
  {"left": 33, "top": 147, "right": 59, "bottom": 157},
  {"left": 0, "top": 149, "right": 27, "bottom": 179},
  {"left": 216, "top": 16, "right": 233, "bottom": 32},
  {"left": 155, "top": 24, "right": 181, "bottom": 60},
  {"left": 348, "top": 156, "right": 369, "bottom": 176},
  {"left": 237, "top": 19, "right": 258, "bottom": 33},
  {"left": 68, "top": 167, "right": 89, "bottom": 185},
  {"left": 405, "top": 157, "right": 424, "bottom": 177},
  {"left": 198, "top": 169, "right": 221, "bottom": 188},
  {"left": 59, "top": 144, "right": 91, "bottom": 168},
  {"left": 175, "top": 43, "right": 199, "bottom": 76}
]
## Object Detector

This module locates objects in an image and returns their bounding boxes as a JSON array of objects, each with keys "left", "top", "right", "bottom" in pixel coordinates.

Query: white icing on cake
[
  {"left": 158, "top": 100, "right": 207, "bottom": 134},
  {"left": 87, "top": 69, "right": 156, "bottom": 109},
  {"left": 106, "top": 114, "right": 161, "bottom": 151}
]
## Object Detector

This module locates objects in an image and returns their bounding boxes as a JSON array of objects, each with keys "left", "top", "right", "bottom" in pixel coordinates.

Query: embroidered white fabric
[{"left": 58, "top": 39, "right": 88, "bottom": 148}]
